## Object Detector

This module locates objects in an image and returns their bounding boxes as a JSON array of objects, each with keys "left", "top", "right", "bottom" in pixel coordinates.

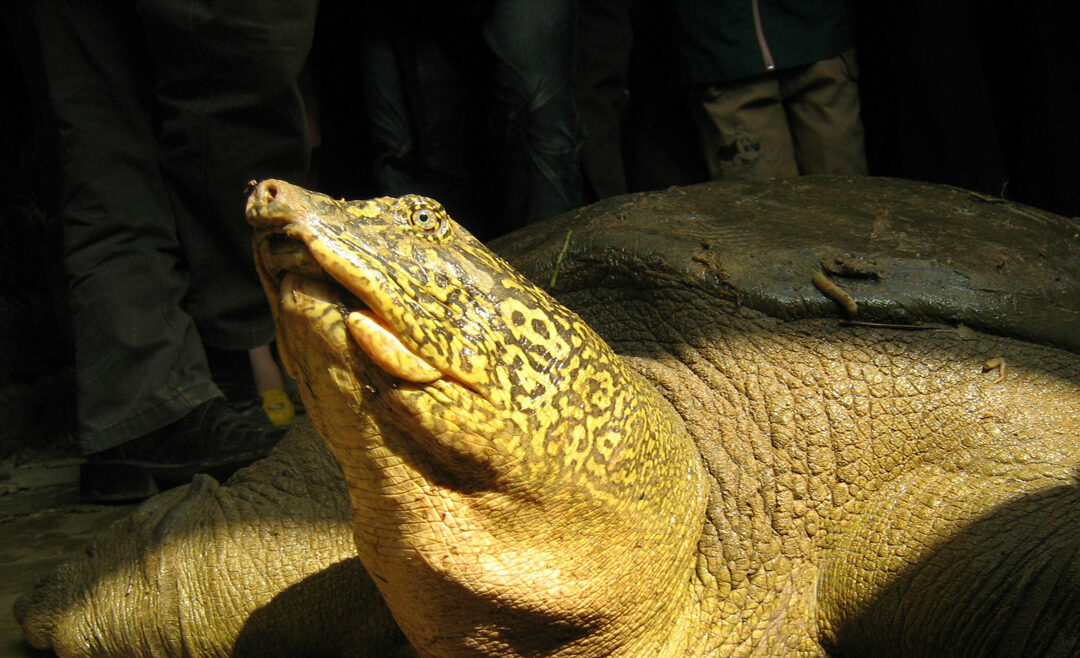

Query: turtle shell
[{"left": 493, "top": 176, "right": 1080, "bottom": 354}]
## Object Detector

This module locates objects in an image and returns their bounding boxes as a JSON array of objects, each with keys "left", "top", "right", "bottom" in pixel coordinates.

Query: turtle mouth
[
  {"left": 255, "top": 229, "right": 361, "bottom": 312},
  {"left": 254, "top": 229, "right": 443, "bottom": 385},
  {"left": 260, "top": 231, "right": 331, "bottom": 281}
]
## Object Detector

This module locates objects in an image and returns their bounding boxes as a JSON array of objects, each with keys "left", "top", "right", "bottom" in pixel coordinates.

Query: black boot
[{"left": 79, "top": 396, "right": 288, "bottom": 503}]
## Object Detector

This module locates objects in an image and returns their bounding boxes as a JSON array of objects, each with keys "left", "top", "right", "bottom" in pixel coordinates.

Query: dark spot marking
[{"left": 531, "top": 318, "right": 550, "bottom": 339}]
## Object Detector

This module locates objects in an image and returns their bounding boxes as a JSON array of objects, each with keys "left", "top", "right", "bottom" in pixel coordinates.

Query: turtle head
[
  {"left": 248, "top": 180, "right": 707, "bottom": 655},
  {"left": 248, "top": 178, "right": 581, "bottom": 412}
]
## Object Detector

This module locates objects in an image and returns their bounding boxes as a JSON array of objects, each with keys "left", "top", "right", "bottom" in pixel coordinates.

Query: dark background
[{"left": 1, "top": 1, "right": 1077, "bottom": 456}]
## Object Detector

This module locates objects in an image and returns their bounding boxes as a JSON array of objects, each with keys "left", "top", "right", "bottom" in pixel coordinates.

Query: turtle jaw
[
  {"left": 249, "top": 181, "right": 445, "bottom": 387},
  {"left": 248, "top": 179, "right": 534, "bottom": 408},
  {"left": 247, "top": 181, "right": 716, "bottom": 657},
  {"left": 254, "top": 227, "right": 445, "bottom": 387}
]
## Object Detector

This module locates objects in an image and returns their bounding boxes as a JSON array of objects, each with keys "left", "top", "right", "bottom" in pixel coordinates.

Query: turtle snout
[{"left": 246, "top": 179, "right": 305, "bottom": 228}]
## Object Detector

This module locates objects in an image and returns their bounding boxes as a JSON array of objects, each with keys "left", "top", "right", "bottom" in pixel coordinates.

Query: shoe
[{"left": 79, "top": 397, "right": 288, "bottom": 503}]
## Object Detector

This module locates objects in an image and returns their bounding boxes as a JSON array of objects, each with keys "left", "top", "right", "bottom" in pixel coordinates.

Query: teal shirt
[{"left": 673, "top": 0, "right": 855, "bottom": 86}]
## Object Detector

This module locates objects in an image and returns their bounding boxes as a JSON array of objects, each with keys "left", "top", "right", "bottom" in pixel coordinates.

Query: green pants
[
  {"left": 691, "top": 50, "right": 867, "bottom": 180},
  {"left": 35, "top": 0, "right": 317, "bottom": 452}
]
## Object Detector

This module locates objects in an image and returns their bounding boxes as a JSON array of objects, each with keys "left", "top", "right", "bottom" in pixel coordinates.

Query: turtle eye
[
  {"left": 397, "top": 196, "right": 451, "bottom": 241},
  {"left": 412, "top": 208, "right": 438, "bottom": 231},
  {"left": 406, "top": 202, "right": 451, "bottom": 240}
]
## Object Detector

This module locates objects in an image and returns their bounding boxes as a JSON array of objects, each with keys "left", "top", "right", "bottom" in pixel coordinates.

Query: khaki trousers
[{"left": 692, "top": 50, "right": 867, "bottom": 180}]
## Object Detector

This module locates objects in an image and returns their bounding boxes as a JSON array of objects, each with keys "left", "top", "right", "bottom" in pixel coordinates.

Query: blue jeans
[{"left": 362, "top": 0, "right": 583, "bottom": 235}]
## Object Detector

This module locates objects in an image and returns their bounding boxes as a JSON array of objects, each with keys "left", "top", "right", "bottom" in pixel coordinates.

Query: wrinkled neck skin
[{"left": 276, "top": 282, "right": 709, "bottom": 657}]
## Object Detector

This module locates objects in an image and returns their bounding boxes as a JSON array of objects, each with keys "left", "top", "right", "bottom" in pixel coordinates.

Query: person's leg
[
  {"left": 576, "top": 0, "right": 633, "bottom": 200},
  {"left": 780, "top": 50, "right": 868, "bottom": 176},
  {"left": 359, "top": 31, "right": 476, "bottom": 225},
  {"left": 137, "top": 0, "right": 318, "bottom": 351},
  {"left": 249, "top": 345, "right": 294, "bottom": 426},
  {"left": 35, "top": 0, "right": 218, "bottom": 454},
  {"left": 691, "top": 75, "right": 799, "bottom": 180},
  {"left": 483, "top": 0, "right": 584, "bottom": 229}
]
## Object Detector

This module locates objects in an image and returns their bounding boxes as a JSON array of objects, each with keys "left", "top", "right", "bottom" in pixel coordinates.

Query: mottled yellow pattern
[
  {"left": 247, "top": 180, "right": 1080, "bottom": 658},
  {"left": 248, "top": 180, "right": 708, "bottom": 656}
]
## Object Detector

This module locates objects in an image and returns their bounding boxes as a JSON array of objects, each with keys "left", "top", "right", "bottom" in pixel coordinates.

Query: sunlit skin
[
  {"left": 13, "top": 179, "right": 1080, "bottom": 657},
  {"left": 246, "top": 180, "right": 1080, "bottom": 657},
  {"left": 247, "top": 180, "right": 707, "bottom": 657}
]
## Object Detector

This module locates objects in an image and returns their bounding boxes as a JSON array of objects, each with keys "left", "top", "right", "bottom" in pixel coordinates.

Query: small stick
[
  {"left": 548, "top": 230, "right": 573, "bottom": 288},
  {"left": 982, "top": 357, "right": 1006, "bottom": 382},
  {"left": 967, "top": 190, "right": 1006, "bottom": 204},
  {"left": 839, "top": 320, "right": 935, "bottom": 330},
  {"left": 812, "top": 271, "right": 858, "bottom": 317},
  {"left": 644, "top": 269, "right": 686, "bottom": 283}
]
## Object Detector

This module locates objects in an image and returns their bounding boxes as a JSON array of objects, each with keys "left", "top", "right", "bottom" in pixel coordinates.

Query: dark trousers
[
  {"left": 35, "top": 0, "right": 316, "bottom": 452},
  {"left": 362, "top": 0, "right": 583, "bottom": 236},
  {"left": 576, "top": 0, "right": 634, "bottom": 201}
]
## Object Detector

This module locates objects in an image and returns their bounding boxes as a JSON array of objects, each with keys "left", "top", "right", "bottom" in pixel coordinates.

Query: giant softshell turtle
[{"left": 15, "top": 176, "right": 1080, "bottom": 656}]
